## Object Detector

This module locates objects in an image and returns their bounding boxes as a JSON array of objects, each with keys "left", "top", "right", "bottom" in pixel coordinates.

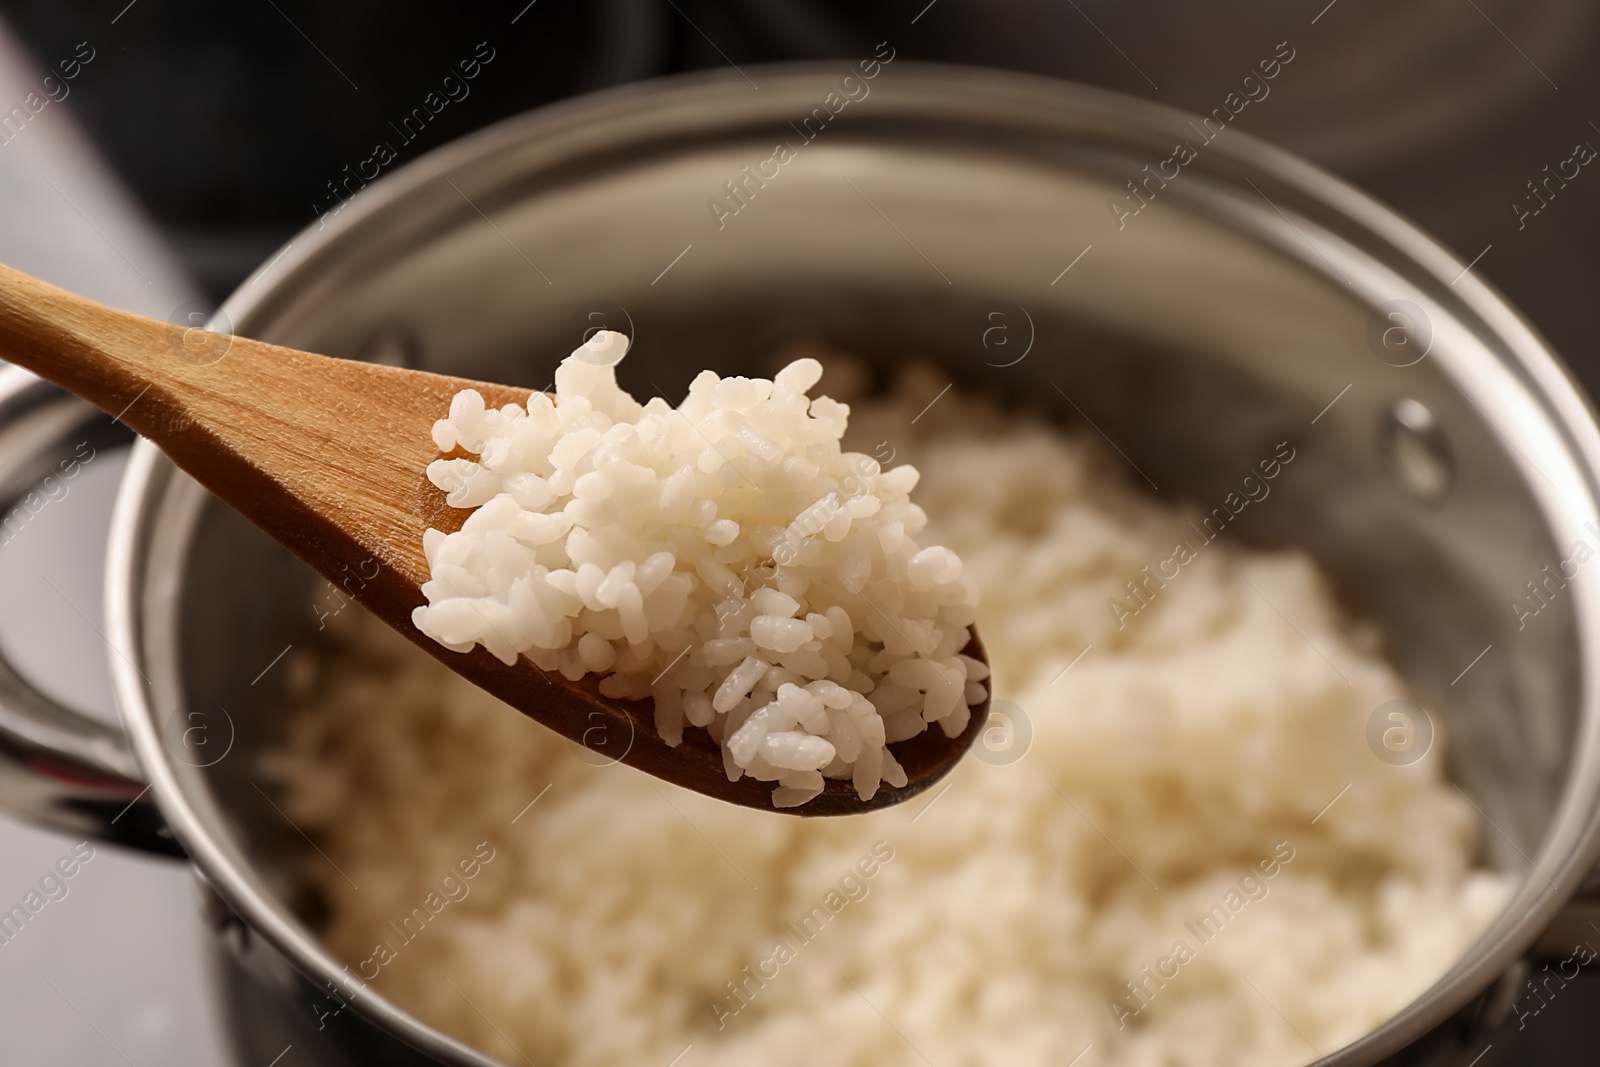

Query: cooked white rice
[
  {"left": 413, "top": 331, "right": 982, "bottom": 808},
  {"left": 273, "top": 360, "right": 1503, "bottom": 1067}
]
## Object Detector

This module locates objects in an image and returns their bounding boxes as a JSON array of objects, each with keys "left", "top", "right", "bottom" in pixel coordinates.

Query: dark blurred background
[
  {"left": 1, "top": 0, "right": 1596, "bottom": 394},
  {"left": 1, "top": 1, "right": 1598, "bottom": 1063},
  {"left": 0, "top": 0, "right": 1593, "bottom": 366}
]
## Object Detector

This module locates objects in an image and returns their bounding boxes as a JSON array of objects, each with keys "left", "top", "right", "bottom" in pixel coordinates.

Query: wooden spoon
[{"left": 0, "top": 263, "right": 991, "bottom": 815}]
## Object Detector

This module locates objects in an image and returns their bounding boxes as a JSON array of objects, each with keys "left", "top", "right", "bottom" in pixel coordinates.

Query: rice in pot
[{"left": 270, "top": 360, "right": 1502, "bottom": 1067}]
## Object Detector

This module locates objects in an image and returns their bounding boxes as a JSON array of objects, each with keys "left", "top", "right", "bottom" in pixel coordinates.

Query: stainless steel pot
[{"left": 1, "top": 63, "right": 1598, "bottom": 1066}]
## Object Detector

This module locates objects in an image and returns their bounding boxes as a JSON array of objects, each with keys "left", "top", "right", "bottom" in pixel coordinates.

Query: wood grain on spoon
[{"left": 0, "top": 262, "right": 991, "bottom": 814}]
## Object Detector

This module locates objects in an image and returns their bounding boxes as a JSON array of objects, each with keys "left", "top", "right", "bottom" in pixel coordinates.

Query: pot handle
[{"left": 0, "top": 367, "right": 181, "bottom": 856}]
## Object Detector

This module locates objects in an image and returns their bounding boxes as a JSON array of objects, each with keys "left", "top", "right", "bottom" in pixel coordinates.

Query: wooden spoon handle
[
  {"left": 0, "top": 262, "right": 182, "bottom": 432},
  {"left": 0, "top": 261, "right": 525, "bottom": 595}
]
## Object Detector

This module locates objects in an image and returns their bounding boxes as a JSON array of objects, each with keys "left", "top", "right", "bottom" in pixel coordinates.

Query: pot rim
[{"left": 106, "top": 61, "right": 1600, "bottom": 1066}]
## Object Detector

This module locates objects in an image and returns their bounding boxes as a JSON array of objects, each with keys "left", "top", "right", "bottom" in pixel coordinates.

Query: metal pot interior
[{"left": 117, "top": 67, "right": 1600, "bottom": 1063}]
